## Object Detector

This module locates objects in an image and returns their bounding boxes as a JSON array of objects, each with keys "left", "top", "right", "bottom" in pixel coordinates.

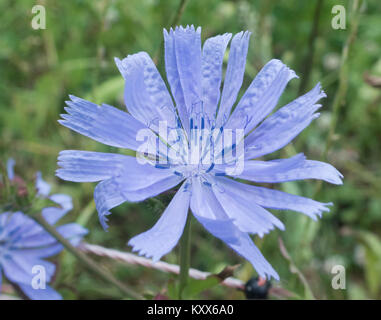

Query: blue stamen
[
  {"left": 155, "top": 164, "right": 171, "bottom": 169},
  {"left": 202, "top": 181, "right": 212, "bottom": 187},
  {"left": 205, "top": 163, "right": 215, "bottom": 173},
  {"left": 215, "top": 172, "right": 226, "bottom": 176}
]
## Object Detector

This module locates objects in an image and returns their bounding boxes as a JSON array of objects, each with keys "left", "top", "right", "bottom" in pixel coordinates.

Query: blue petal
[
  {"left": 226, "top": 59, "right": 297, "bottom": 133},
  {"left": 164, "top": 28, "right": 189, "bottom": 133},
  {"left": 57, "top": 150, "right": 133, "bottom": 182},
  {"left": 58, "top": 150, "right": 181, "bottom": 188},
  {"left": 210, "top": 177, "right": 285, "bottom": 237},
  {"left": 115, "top": 52, "right": 177, "bottom": 131},
  {"left": 13, "top": 231, "right": 54, "bottom": 248},
  {"left": 2, "top": 254, "right": 56, "bottom": 285},
  {"left": 216, "top": 31, "right": 251, "bottom": 127},
  {"left": 18, "top": 284, "right": 62, "bottom": 300},
  {"left": 41, "top": 207, "right": 67, "bottom": 227},
  {"left": 128, "top": 182, "right": 190, "bottom": 261},
  {"left": 6, "top": 158, "right": 15, "bottom": 180},
  {"left": 231, "top": 153, "right": 343, "bottom": 185},
  {"left": 56, "top": 223, "right": 88, "bottom": 246},
  {"left": 0, "top": 266, "right": 2, "bottom": 292},
  {"left": 50, "top": 194, "right": 73, "bottom": 211},
  {"left": 59, "top": 95, "right": 153, "bottom": 150},
  {"left": 164, "top": 26, "right": 202, "bottom": 133},
  {"left": 94, "top": 178, "right": 126, "bottom": 230},
  {"left": 172, "top": 26, "right": 203, "bottom": 113},
  {"left": 2, "top": 212, "right": 41, "bottom": 242},
  {"left": 2, "top": 257, "right": 32, "bottom": 285},
  {"left": 245, "top": 83, "right": 326, "bottom": 159},
  {"left": 15, "top": 244, "right": 64, "bottom": 259},
  {"left": 228, "top": 181, "right": 333, "bottom": 220},
  {"left": 35, "top": 172, "right": 51, "bottom": 197},
  {"left": 42, "top": 193, "right": 73, "bottom": 225},
  {"left": 14, "top": 222, "right": 87, "bottom": 249},
  {"left": 94, "top": 172, "right": 183, "bottom": 230},
  {"left": 201, "top": 33, "right": 232, "bottom": 120},
  {"left": 190, "top": 178, "right": 279, "bottom": 280}
]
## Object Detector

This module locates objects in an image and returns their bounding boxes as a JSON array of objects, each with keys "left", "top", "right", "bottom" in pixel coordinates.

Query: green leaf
[{"left": 278, "top": 237, "right": 316, "bottom": 300}]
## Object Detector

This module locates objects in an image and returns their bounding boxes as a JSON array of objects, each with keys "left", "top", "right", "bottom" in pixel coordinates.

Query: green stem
[
  {"left": 314, "top": 0, "right": 362, "bottom": 197},
  {"left": 153, "top": 0, "right": 190, "bottom": 64},
  {"left": 178, "top": 213, "right": 192, "bottom": 299},
  {"left": 323, "top": 0, "right": 361, "bottom": 160},
  {"left": 170, "top": 0, "right": 189, "bottom": 29},
  {"left": 0, "top": 160, "right": 11, "bottom": 200},
  {"left": 32, "top": 213, "right": 143, "bottom": 300},
  {"left": 298, "top": 0, "right": 324, "bottom": 95}
]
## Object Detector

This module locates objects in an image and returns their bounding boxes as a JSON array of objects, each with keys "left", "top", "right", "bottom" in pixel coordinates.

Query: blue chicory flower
[
  {"left": 0, "top": 160, "right": 87, "bottom": 299},
  {"left": 57, "top": 26, "right": 342, "bottom": 280}
]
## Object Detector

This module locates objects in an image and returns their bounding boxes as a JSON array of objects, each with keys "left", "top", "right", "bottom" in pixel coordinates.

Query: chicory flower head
[
  {"left": 57, "top": 26, "right": 342, "bottom": 280},
  {"left": 0, "top": 160, "right": 87, "bottom": 299}
]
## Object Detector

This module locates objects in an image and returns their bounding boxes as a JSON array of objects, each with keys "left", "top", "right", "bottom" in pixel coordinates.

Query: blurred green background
[{"left": 1, "top": 0, "right": 381, "bottom": 299}]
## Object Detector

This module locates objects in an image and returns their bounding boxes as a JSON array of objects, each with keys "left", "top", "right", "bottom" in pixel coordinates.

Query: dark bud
[{"left": 244, "top": 276, "right": 271, "bottom": 299}]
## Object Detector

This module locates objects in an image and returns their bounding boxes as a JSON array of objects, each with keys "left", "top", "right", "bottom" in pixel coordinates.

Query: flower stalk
[
  {"left": 178, "top": 213, "right": 192, "bottom": 299},
  {"left": 324, "top": 0, "right": 361, "bottom": 159}
]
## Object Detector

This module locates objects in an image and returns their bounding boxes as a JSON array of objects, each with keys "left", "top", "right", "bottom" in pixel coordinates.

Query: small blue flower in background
[
  {"left": 57, "top": 26, "right": 342, "bottom": 280},
  {"left": 0, "top": 160, "right": 87, "bottom": 300}
]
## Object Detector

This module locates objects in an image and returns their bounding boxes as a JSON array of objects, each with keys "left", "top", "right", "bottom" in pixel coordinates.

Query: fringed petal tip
[
  {"left": 314, "top": 82, "right": 327, "bottom": 100},
  {"left": 163, "top": 24, "right": 252, "bottom": 39},
  {"left": 235, "top": 30, "right": 252, "bottom": 41},
  {"left": 309, "top": 201, "right": 333, "bottom": 220},
  {"left": 266, "top": 59, "right": 299, "bottom": 81},
  {"left": 289, "top": 67, "right": 299, "bottom": 80},
  {"left": 254, "top": 217, "right": 286, "bottom": 239},
  {"left": 65, "top": 95, "right": 87, "bottom": 107},
  {"left": 99, "top": 211, "right": 111, "bottom": 231},
  {"left": 68, "top": 94, "right": 79, "bottom": 101},
  {"left": 55, "top": 167, "right": 78, "bottom": 182},
  {"left": 256, "top": 223, "right": 285, "bottom": 239},
  {"left": 128, "top": 239, "right": 159, "bottom": 262},
  {"left": 163, "top": 25, "right": 201, "bottom": 36},
  {"left": 260, "top": 268, "right": 280, "bottom": 282},
  {"left": 55, "top": 169, "right": 65, "bottom": 181},
  {"left": 259, "top": 260, "right": 281, "bottom": 281},
  {"left": 114, "top": 52, "right": 150, "bottom": 78},
  {"left": 127, "top": 185, "right": 190, "bottom": 263},
  {"left": 251, "top": 251, "right": 280, "bottom": 281}
]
